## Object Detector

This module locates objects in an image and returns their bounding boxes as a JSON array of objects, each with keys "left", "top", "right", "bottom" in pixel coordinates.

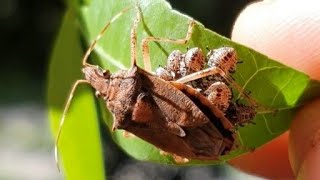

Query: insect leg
[
  {"left": 55, "top": 79, "right": 89, "bottom": 171},
  {"left": 176, "top": 66, "right": 259, "bottom": 108},
  {"left": 141, "top": 20, "right": 196, "bottom": 72},
  {"left": 82, "top": 7, "right": 132, "bottom": 67},
  {"left": 130, "top": 2, "right": 142, "bottom": 67}
]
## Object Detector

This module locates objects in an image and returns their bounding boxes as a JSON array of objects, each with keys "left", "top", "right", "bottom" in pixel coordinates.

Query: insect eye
[
  {"left": 103, "top": 70, "right": 110, "bottom": 78},
  {"left": 94, "top": 67, "right": 110, "bottom": 78}
]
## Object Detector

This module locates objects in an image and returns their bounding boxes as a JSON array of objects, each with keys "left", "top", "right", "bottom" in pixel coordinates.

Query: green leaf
[
  {"left": 48, "top": 0, "right": 320, "bottom": 175},
  {"left": 47, "top": 10, "right": 105, "bottom": 179}
]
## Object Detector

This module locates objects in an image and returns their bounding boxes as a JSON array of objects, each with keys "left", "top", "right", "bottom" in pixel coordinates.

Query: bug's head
[
  {"left": 82, "top": 66, "right": 112, "bottom": 96},
  {"left": 82, "top": 65, "right": 111, "bottom": 82}
]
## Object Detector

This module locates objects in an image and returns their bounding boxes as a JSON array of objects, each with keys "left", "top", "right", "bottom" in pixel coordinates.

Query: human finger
[{"left": 229, "top": 0, "right": 320, "bottom": 178}]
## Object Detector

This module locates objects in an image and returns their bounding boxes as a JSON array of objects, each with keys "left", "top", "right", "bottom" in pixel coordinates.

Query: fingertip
[
  {"left": 230, "top": 1, "right": 320, "bottom": 178},
  {"left": 232, "top": 0, "right": 320, "bottom": 80}
]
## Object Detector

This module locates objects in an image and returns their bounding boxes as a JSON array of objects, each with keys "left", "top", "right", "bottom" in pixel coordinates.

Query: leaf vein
[
  {"left": 236, "top": 66, "right": 286, "bottom": 99},
  {"left": 248, "top": 49, "right": 258, "bottom": 71},
  {"left": 262, "top": 114, "right": 278, "bottom": 135},
  {"left": 271, "top": 72, "right": 295, "bottom": 106}
]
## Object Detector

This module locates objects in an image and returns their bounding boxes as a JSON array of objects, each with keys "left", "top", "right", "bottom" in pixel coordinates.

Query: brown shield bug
[{"left": 55, "top": 3, "right": 259, "bottom": 168}]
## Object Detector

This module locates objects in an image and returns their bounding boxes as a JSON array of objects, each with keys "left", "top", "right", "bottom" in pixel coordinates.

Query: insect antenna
[
  {"left": 237, "top": 60, "right": 244, "bottom": 64},
  {"left": 54, "top": 80, "right": 89, "bottom": 171},
  {"left": 82, "top": 6, "right": 132, "bottom": 67},
  {"left": 54, "top": 6, "right": 132, "bottom": 172}
]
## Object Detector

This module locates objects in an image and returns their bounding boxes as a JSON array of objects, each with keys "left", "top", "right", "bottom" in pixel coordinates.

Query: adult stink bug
[{"left": 55, "top": 3, "right": 258, "bottom": 168}]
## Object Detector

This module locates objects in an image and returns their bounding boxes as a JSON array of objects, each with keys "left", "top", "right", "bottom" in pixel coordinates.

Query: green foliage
[
  {"left": 47, "top": 10, "right": 105, "bottom": 179},
  {"left": 47, "top": 0, "right": 320, "bottom": 178}
]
